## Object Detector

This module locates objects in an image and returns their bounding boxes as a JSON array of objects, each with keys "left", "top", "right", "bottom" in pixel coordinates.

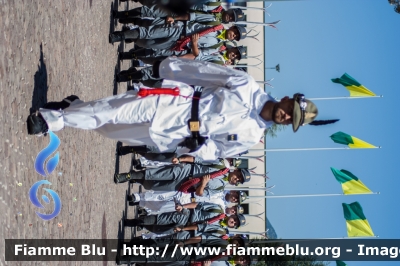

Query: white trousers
[
  {"left": 135, "top": 191, "right": 192, "bottom": 215},
  {"left": 40, "top": 91, "right": 159, "bottom": 146},
  {"left": 135, "top": 191, "right": 225, "bottom": 215}
]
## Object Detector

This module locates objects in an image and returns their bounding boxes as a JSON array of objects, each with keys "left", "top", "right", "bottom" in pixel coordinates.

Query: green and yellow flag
[
  {"left": 332, "top": 73, "right": 376, "bottom": 97},
  {"left": 342, "top": 202, "right": 374, "bottom": 237},
  {"left": 336, "top": 261, "right": 347, "bottom": 266},
  {"left": 330, "top": 132, "right": 377, "bottom": 148},
  {"left": 331, "top": 168, "right": 372, "bottom": 195}
]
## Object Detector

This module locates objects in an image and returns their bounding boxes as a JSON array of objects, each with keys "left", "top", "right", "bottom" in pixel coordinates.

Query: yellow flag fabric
[
  {"left": 346, "top": 219, "right": 374, "bottom": 237},
  {"left": 331, "top": 167, "right": 373, "bottom": 195},
  {"left": 331, "top": 73, "right": 376, "bottom": 97},
  {"left": 346, "top": 84, "right": 376, "bottom": 97},
  {"left": 330, "top": 132, "right": 377, "bottom": 149},
  {"left": 342, "top": 202, "right": 375, "bottom": 237},
  {"left": 342, "top": 179, "right": 372, "bottom": 195},
  {"left": 348, "top": 136, "right": 377, "bottom": 148}
]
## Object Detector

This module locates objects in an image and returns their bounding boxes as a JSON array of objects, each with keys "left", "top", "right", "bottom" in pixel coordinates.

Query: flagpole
[
  {"left": 225, "top": 187, "right": 273, "bottom": 191},
  {"left": 308, "top": 95, "right": 383, "bottom": 100},
  {"left": 249, "top": 147, "right": 381, "bottom": 152},
  {"left": 246, "top": 192, "right": 380, "bottom": 199},
  {"left": 229, "top": 230, "right": 269, "bottom": 236}
]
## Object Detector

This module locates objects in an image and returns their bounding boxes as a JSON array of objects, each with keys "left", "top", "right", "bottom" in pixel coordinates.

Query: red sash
[{"left": 172, "top": 24, "right": 225, "bottom": 51}]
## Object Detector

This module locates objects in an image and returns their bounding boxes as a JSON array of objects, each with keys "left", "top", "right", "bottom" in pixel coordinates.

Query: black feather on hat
[{"left": 309, "top": 119, "right": 340, "bottom": 126}]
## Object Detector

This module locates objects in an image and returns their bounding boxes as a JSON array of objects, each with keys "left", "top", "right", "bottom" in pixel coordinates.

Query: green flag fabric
[
  {"left": 330, "top": 132, "right": 376, "bottom": 148},
  {"left": 331, "top": 73, "right": 376, "bottom": 97},
  {"left": 342, "top": 202, "right": 374, "bottom": 237},
  {"left": 330, "top": 167, "right": 372, "bottom": 194},
  {"left": 336, "top": 261, "right": 347, "bottom": 266}
]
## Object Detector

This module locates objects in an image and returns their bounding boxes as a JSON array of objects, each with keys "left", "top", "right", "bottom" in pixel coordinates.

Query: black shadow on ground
[
  {"left": 101, "top": 212, "right": 108, "bottom": 266},
  {"left": 109, "top": 1, "right": 117, "bottom": 38},
  {"left": 116, "top": 216, "right": 125, "bottom": 265},
  {"left": 115, "top": 141, "right": 122, "bottom": 174},
  {"left": 30, "top": 43, "right": 48, "bottom": 114},
  {"left": 113, "top": 58, "right": 121, "bottom": 95}
]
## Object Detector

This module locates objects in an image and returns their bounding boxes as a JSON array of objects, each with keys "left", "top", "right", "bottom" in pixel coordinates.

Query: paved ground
[{"left": 0, "top": 1, "right": 142, "bottom": 265}]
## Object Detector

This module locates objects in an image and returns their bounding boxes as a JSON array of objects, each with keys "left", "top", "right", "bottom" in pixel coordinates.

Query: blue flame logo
[
  {"left": 30, "top": 130, "right": 62, "bottom": 220},
  {"left": 29, "top": 180, "right": 62, "bottom": 220},
  {"left": 34, "top": 131, "right": 60, "bottom": 177}
]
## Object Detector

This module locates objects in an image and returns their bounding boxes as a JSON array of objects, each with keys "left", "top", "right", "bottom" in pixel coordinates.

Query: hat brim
[
  {"left": 235, "top": 25, "right": 246, "bottom": 41},
  {"left": 232, "top": 10, "right": 238, "bottom": 22},
  {"left": 292, "top": 100, "right": 303, "bottom": 132}
]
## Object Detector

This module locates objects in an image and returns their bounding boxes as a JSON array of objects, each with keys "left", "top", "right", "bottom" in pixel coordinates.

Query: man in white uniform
[{"left": 27, "top": 57, "right": 319, "bottom": 161}]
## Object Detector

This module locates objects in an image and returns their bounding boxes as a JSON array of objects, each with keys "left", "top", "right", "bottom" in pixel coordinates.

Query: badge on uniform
[{"left": 227, "top": 134, "right": 238, "bottom": 141}]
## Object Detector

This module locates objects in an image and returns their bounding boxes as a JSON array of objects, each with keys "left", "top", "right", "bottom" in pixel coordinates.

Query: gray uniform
[
  {"left": 190, "top": 0, "right": 222, "bottom": 12},
  {"left": 133, "top": 21, "right": 225, "bottom": 50},
  {"left": 140, "top": 202, "right": 226, "bottom": 234},
  {"left": 132, "top": 5, "right": 173, "bottom": 18},
  {"left": 141, "top": 163, "right": 228, "bottom": 194},
  {"left": 138, "top": 0, "right": 221, "bottom": 12},
  {"left": 197, "top": 221, "right": 226, "bottom": 235},
  {"left": 125, "top": 7, "right": 222, "bottom": 26},
  {"left": 153, "top": 202, "right": 224, "bottom": 227}
]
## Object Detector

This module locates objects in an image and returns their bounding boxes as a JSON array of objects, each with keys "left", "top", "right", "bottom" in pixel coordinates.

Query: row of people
[{"left": 110, "top": 1, "right": 251, "bottom": 85}]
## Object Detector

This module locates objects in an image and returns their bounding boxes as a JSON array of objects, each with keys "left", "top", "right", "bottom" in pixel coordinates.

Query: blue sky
[{"left": 262, "top": 0, "right": 400, "bottom": 265}]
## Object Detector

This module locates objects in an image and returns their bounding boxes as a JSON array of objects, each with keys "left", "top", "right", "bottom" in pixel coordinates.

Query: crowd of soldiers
[
  {"left": 26, "top": 0, "right": 322, "bottom": 265},
  {"left": 109, "top": 0, "right": 250, "bottom": 87}
]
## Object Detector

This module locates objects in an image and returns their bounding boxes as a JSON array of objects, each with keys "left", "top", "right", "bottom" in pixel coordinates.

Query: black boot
[
  {"left": 114, "top": 8, "right": 141, "bottom": 19},
  {"left": 42, "top": 95, "right": 80, "bottom": 110},
  {"left": 118, "top": 145, "right": 150, "bottom": 155},
  {"left": 26, "top": 111, "right": 49, "bottom": 136},
  {"left": 124, "top": 215, "right": 155, "bottom": 227},
  {"left": 109, "top": 31, "right": 125, "bottom": 44},
  {"left": 114, "top": 171, "right": 144, "bottom": 184},
  {"left": 133, "top": 48, "right": 154, "bottom": 58},
  {"left": 152, "top": 60, "right": 162, "bottom": 78},
  {"left": 124, "top": 218, "right": 142, "bottom": 227},
  {"left": 137, "top": 208, "right": 148, "bottom": 216},
  {"left": 126, "top": 194, "right": 135, "bottom": 202},
  {"left": 118, "top": 17, "right": 140, "bottom": 24},
  {"left": 118, "top": 145, "right": 135, "bottom": 155},
  {"left": 119, "top": 52, "right": 135, "bottom": 61},
  {"left": 116, "top": 67, "right": 143, "bottom": 83},
  {"left": 132, "top": 159, "right": 143, "bottom": 168},
  {"left": 127, "top": 193, "right": 139, "bottom": 205}
]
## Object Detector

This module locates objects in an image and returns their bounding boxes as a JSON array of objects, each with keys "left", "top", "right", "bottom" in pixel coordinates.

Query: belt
[
  {"left": 189, "top": 89, "right": 202, "bottom": 133},
  {"left": 187, "top": 209, "right": 195, "bottom": 224},
  {"left": 182, "top": 21, "right": 188, "bottom": 38},
  {"left": 179, "top": 88, "right": 208, "bottom": 151},
  {"left": 190, "top": 192, "right": 196, "bottom": 203}
]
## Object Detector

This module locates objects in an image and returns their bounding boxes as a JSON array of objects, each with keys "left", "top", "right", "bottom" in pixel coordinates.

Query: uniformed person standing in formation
[
  {"left": 113, "top": 4, "right": 245, "bottom": 27},
  {"left": 25, "top": 2, "right": 322, "bottom": 265},
  {"left": 116, "top": 44, "right": 247, "bottom": 84},
  {"left": 114, "top": 161, "right": 250, "bottom": 190},
  {"left": 123, "top": 201, "right": 246, "bottom": 241},
  {"left": 129, "top": 189, "right": 245, "bottom": 216},
  {"left": 27, "top": 57, "right": 319, "bottom": 160}
]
